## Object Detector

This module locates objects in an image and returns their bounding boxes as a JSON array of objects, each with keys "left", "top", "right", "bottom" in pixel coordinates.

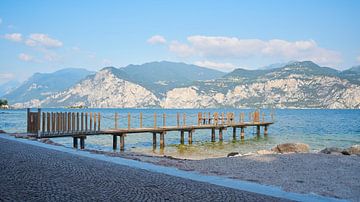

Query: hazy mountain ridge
[
  {"left": 6, "top": 61, "right": 360, "bottom": 109},
  {"left": 2, "top": 68, "right": 94, "bottom": 104}
]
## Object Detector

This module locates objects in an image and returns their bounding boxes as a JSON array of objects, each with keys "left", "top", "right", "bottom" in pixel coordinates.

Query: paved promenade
[{"left": 0, "top": 137, "right": 288, "bottom": 201}]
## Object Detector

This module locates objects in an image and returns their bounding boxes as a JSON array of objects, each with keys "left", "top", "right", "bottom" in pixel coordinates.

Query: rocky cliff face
[
  {"left": 8, "top": 61, "right": 360, "bottom": 109},
  {"left": 37, "top": 69, "right": 159, "bottom": 108},
  {"left": 161, "top": 76, "right": 359, "bottom": 109}
]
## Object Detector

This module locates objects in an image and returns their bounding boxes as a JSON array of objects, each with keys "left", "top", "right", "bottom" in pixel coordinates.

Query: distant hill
[
  {"left": 340, "top": 65, "right": 360, "bottom": 84},
  {"left": 7, "top": 61, "right": 360, "bottom": 109},
  {"left": 0, "top": 80, "right": 20, "bottom": 97},
  {"left": 3, "top": 68, "right": 94, "bottom": 103},
  {"left": 118, "top": 61, "right": 225, "bottom": 95}
]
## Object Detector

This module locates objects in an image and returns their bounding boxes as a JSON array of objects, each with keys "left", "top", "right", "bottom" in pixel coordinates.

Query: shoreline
[{"left": 3, "top": 132, "right": 360, "bottom": 201}]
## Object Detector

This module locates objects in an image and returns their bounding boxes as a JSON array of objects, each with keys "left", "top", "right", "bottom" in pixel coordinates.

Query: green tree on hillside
[{"left": 0, "top": 99, "right": 8, "bottom": 106}]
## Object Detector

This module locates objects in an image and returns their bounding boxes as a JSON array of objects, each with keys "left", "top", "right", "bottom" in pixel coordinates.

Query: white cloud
[
  {"left": 357, "top": 55, "right": 360, "bottom": 63},
  {"left": 194, "top": 60, "right": 235, "bottom": 72},
  {"left": 147, "top": 35, "right": 167, "bottom": 45},
  {"left": 25, "top": 33, "right": 63, "bottom": 48},
  {"left": 18, "top": 53, "right": 33, "bottom": 62},
  {"left": 3, "top": 33, "right": 22, "bottom": 42},
  {"left": 168, "top": 35, "right": 342, "bottom": 67},
  {"left": 169, "top": 41, "right": 195, "bottom": 57}
]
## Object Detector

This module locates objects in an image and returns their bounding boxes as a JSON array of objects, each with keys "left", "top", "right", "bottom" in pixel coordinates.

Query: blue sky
[{"left": 0, "top": 0, "right": 359, "bottom": 83}]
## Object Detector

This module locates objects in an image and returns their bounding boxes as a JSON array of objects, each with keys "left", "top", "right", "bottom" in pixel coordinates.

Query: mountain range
[{"left": 2, "top": 61, "right": 360, "bottom": 109}]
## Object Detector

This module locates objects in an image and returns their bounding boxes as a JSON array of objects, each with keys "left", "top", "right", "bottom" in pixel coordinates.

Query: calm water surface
[{"left": 1, "top": 108, "right": 359, "bottom": 159}]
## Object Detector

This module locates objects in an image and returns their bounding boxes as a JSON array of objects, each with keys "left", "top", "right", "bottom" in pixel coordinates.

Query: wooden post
[
  {"left": 89, "top": 112, "right": 92, "bottom": 131},
  {"left": 98, "top": 112, "right": 101, "bottom": 131},
  {"left": 85, "top": 113, "right": 88, "bottom": 131},
  {"left": 61, "top": 112, "right": 64, "bottom": 132},
  {"left": 183, "top": 113, "right": 186, "bottom": 127},
  {"left": 63, "top": 113, "right": 65, "bottom": 132},
  {"left": 219, "top": 128, "right": 223, "bottom": 141},
  {"left": 77, "top": 112, "right": 79, "bottom": 132},
  {"left": 114, "top": 112, "right": 118, "bottom": 129},
  {"left": 113, "top": 135, "right": 117, "bottom": 150},
  {"left": 37, "top": 108, "right": 41, "bottom": 134},
  {"left": 47, "top": 112, "right": 50, "bottom": 133},
  {"left": 197, "top": 112, "right": 202, "bottom": 125},
  {"left": 262, "top": 112, "right": 265, "bottom": 123},
  {"left": 163, "top": 113, "right": 166, "bottom": 127},
  {"left": 180, "top": 131, "right": 184, "bottom": 144},
  {"left": 42, "top": 112, "right": 45, "bottom": 134},
  {"left": 152, "top": 133, "right": 157, "bottom": 148},
  {"left": 51, "top": 112, "right": 54, "bottom": 132},
  {"left": 177, "top": 113, "right": 180, "bottom": 127},
  {"left": 203, "top": 112, "right": 206, "bottom": 124},
  {"left": 241, "top": 127, "right": 245, "bottom": 139},
  {"left": 154, "top": 113, "right": 157, "bottom": 128},
  {"left": 160, "top": 132, "right": 165, "bottom": 148},
  {"left": 127, "top": 113, "right": 130, "bottom": 129},
  {"left": 73, "top": 137, "right": 78, "bottom": 149},
  {"left": 257, "top": 125, "right": 260, "bottom": 136},
  {"left": 264, "top": 125, "right": 268, "bottom": 136},
  {"left": 64, "top": 112, "right": 67, "bottom": 131},
  {"left": 233, "top": 127, "right": 236, "bottom": 139},
  {"left": 214, "top": 112, "right": 218, "bottom": 125},
  {"left": 56, "top": 112, "right": 60, "bottom": 132},
  {"left": 68, "top": 112, "right": 71, "bottom": 132},
  {"left": 72, "top": 113, "right": 75, "bottom": 132},
  {"left": 94, "top": 113, "right": 97, "bottom": 131},
  {"left": 81, "top": 113, "right": 84, "bottom": 132},
  {"left": 59, "top": 112, "right": 63, "bottom": 133},
  {"left": 188, "top": 130, "right": 193, "bottom": 144},
  {"left": 211, "top": 128, "right": 215, "bottom": 142},
  {"left": 140, "top": 112, "right": 143, "bottom": 128},
  {"left": 221, "top": 112, "right": 224, "bottom": 125},
  {"left": 208, "top": 112, "right": 211, "bottom": 124},
  {"left": 80, "top": 137, "right": 85, "bottom": 149},
  {"left": 120, "top": 134, "right": 125, "bottom": 151},
  {"left": 249, "top": 112, "right": 252, "bottom": 122},
  {"left": 27, "top": 108, "right": 30, "bottom": 133}
]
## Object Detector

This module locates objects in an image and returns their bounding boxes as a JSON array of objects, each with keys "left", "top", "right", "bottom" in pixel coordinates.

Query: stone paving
[{"left": 0, "top": 137, "right": 290, "bottom": 201}]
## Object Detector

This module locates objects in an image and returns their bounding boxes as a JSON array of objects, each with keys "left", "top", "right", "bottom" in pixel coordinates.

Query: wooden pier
[{"left": 27, "top": 108, "right": 274, "bottom": 151}]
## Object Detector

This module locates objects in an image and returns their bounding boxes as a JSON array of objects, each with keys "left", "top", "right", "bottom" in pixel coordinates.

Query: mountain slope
[
  {"left": 163, "top": 61, "right": 360, "bottom": 109},
  {"left": 118, "top": 61, "right": 225, "bottom": 95},
  {"left": 0, "top": 80, "right": 20, "bottom": 97},
  {"left": 8, "top": 61, "right": 360, "bottom": 109},
  {"left": 3, "top": 68, "right": 94, "bottom": 104},
  {"left": 39, "top": 69, "right": 159, "bottom": 108}
]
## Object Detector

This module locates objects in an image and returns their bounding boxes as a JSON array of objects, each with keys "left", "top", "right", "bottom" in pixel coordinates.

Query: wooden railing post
[
  {"left": 71, "top": 113, "right": 74, "bottom": 132},
  {"left": 94, "top": 113, "right": 97, "bottom": 131},
  {"left": 127, "top": 113, "right": 130, "bottom": 129},
  {"left": 140, "top": 112, "right": 143, "bottom": 128},
  {"left": 37, "top": 108, "right": 41, "bottom": 134},
  {"left": 81, "top": 112, "right": 84, "bottom": 132},
  {"left": 177, "top": 113, "right": 180, "bottom": 127},
  {"left": 27, "top": 108, "right": 30, "bottom": 133},
  {"left": 98, "top": 112, "right": 101, "bottom": 131},
  {"left": 183, "top": 113, "right": 186, "bottom": 127},
  {"left": 163, "top": 113, "right": 166, "bottom": 127},
  {"left": 221, "top": 112, "right": 224, "bottom": 125},
  {"left": 89, "top": 112, "right": 92, "bottom": 131},
  {"left": 77, "top": 112, "right": 80, "bottom": 132},
  {"left": 114, "top": 112, "right": 118, "bottom": 129},
  {"left": 85, "top": 113, "right": 88, "bottom": 131},
  {"left": 42, "top": 112, "right": 45, "bottom": 134},
  {"left": 154, "top": 113, "right": 157, "bottom": 128}
]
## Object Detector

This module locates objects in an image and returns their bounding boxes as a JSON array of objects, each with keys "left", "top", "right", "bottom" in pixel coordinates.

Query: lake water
[{"left": 1, "top": 108, "right": 359, "bottom": 159}]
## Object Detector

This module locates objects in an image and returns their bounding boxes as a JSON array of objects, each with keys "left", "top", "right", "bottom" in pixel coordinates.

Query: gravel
[{"left": 0, "top": 137, "right": 289, "bottom": 201}]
